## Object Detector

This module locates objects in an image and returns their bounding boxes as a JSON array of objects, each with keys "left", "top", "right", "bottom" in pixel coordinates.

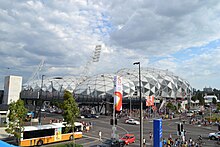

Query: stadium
[{"left": 21, "top": 67, "right": 192, "bottom": 114}]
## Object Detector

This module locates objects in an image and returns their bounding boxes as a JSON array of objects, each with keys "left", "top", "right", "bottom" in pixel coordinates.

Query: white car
[
  {"left": 125, "top": 119, "right": 140, "bottom": 125},
  {"left": 209, "top": 131, "right": 220, "bottom": 140}
]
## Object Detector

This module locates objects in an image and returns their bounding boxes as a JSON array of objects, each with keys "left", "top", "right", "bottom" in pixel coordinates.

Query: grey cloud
[{"left": 106, "top": 0, "right": 220, "bottom": 56}]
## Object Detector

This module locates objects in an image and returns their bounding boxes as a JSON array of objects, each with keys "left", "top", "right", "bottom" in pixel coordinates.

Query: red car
[{"left": 120, "top": 134, "right": 136, "bottom": 145}]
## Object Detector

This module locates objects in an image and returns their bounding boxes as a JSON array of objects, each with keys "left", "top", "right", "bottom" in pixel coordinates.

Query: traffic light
[
  {"left": 177, "top": 123, "right": 183, "bottom": 136},
  {"left": 110, "top": 119, "right": 117, "bottom": 125}
]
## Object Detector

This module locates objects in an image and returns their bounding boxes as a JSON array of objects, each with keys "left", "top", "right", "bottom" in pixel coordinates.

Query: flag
[
  {"left": 146, "top": 96, "right": 154, "bottom": 106},
  {"left": 114, "top": 76, "right": 123, "bottom": 112}
]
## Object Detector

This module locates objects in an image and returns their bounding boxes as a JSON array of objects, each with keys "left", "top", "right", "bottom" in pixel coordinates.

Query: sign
[
  {"left": 146, "top": 96, "right": 154, "bottom": 106},
  {"left": 153, "top": 119, "right": 162, "bottom": 147},
  {"left": 54, "top": 127, "right": 62, "bottom": 141},
  {"left": 114, "top": 76, "right": 123, "bottom": 112}
]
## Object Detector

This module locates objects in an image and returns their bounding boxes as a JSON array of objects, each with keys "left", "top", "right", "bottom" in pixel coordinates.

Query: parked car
[
  {"left": 55, "top": 108, "right": 63, "bottom": 114},
  {"left": 209, "top": 131, "right": 220, "bottom": 140},
  {"left": 91, "top": 114, "right": 100, "bottom": 118},
  {"left": 125, "top": 119, "right": 140, "bottom": 125},
  {"left": 97, "top": 139, "right": 125, "bottom": 147},
  {"left": 120, "top": 134, "right": 135, "bottom": 145}
]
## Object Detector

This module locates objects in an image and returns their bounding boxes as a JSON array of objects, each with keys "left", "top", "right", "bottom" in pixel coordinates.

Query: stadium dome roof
[
  {"left": 74, "top": 74, "right": 135, "bottom": 98},
  {"left": 23, "top": 68, "right": 192, "bottom": 99}
]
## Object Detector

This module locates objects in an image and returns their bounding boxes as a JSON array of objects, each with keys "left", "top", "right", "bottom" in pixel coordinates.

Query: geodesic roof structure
[
  {"left": 117, "top": 68, "right": 161, "bottom": 97},
  {"left": 23, "top": 76, "right": 77, "bottom": 92},
  {"left": 22, "top": 68, "right": 192, "bottom": 99},
  {"left": 117, "top": 68, "right": 192, "bottom": 98},
  {"left": 74, "top": 74, "right": 135, "bottom": 98}
]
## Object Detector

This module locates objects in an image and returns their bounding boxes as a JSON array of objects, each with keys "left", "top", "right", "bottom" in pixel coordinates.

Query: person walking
[
  {"left": 149, "top": 132, "right": 152, "bottom": 140},
  {"left": 143, "top": 138, "right": 146, "bottom": 146},
  {"left": 99, "top": 130, "right": 102, "bottom": 141}
]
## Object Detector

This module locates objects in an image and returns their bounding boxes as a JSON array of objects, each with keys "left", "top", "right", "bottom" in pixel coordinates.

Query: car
[
  {"left": 125, "top": 119, "right": 140, "bottom": 125},
  {"left": 91, "top": 114, "right": 100, "bottom": 118},
  {"left": 97, "top": 139, "right": 125, "bottom": 147},
  {"left": 186, "top": 111, "right": 194, "bottom": 117},
  {"left": 209, "top": 131, "right": 220, "bottom": 140},
  {"left": 120, "top": 134, "right": 135, "bottom": 145},
  {"left": 84, "top": 114, "right": 92, "bottom": 118},
  {"left": 55, "top": 109, "right": 63, "bottom": 114}
]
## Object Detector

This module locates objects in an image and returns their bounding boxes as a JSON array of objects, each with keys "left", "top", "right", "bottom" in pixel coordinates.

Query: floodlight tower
[{"left": 80, "top": 45, "right": 102, "bottom": 81}]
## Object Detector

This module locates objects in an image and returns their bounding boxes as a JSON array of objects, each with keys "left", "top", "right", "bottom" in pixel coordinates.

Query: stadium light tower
[{"left": 133, "top": 62, "right": 143, "bottom": 147}]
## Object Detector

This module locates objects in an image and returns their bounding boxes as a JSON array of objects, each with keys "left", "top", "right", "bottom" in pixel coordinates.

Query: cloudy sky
[{"left": 1, "top": 0, "right": 220, "bottom": 90}]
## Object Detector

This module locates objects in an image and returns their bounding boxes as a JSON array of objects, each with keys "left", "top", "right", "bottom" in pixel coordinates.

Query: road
[
  {"left": 2, "top": 112, "right": 219, "bottom": 147},
  {"left": 73, "top": 115, "right": 219, "bottom": 147}
]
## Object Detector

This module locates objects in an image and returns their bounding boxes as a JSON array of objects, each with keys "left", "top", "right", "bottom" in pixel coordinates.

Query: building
[
  {"left": 3, "top": 75, "right": 22, "bottom": 104},
  {"left": 203, "top": 87, "right": 212, "bottom": 93}
]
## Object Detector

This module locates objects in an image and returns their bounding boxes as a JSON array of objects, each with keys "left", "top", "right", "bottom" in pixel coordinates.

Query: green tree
[
  {"left": 212, "top": 97, "right": 217, "bottom": 105},
  {"left": 166, "top": 102, "right": 176, "bottom": 111},
  {"left": 5, "top": 99, "right": 28, "bottom": 144},
  {"left": 197, "top": 92, "right": 204, "bottom": 105},
  {"left": 62, "top": 90, "right": 79, "bottom": 147},
  {"left": 191, "top": 95, "right": 197, "bottom": 102},
  {"left": 217, "top": 103, "right": 220, "bottom": 110}
]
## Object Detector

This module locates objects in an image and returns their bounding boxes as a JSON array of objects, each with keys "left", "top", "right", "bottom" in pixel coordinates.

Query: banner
[
  {"left": 114, "top": 76, "right": 123, "bottom": 112},
  {"left": 146, "top": 96, "right": 154, "bottom": 106},
  {"left": 54, "top": 127, "right": 62, "bottom": 141},
  {"left": 153, "top": 119, "right": 163, "bottom": 147}
]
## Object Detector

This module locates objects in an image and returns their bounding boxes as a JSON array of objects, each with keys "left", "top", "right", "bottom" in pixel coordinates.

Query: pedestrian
[
  {"left": 99, "top": 130, "right": 102, "bottom": 141},
  {"left": 149, "top": 131, "right": 152, "bottom": 140},
  {"left": 163, "top": 138, "right": 167, "bottom": 147},
  {"left": 143, "top": 138, "right": 146, "bottom": 146}
]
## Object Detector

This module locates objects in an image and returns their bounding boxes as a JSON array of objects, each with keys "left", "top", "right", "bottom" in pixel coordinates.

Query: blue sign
[{"left": 153, "top": 119, "right": 162, "bottom": 147}]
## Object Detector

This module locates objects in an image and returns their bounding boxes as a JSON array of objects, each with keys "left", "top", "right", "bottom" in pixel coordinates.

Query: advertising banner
[
  {"left": 114, "top": 76, "right": 123, "bottom": 112},
  {"left": 146, "top": 96, "right": 154, "bottom": 106},
  {"left": 153, "top": 119, "right": 162, "bottom": 147},
  {"left": 54, "top": 127, "right": 62, "bottom": 141}
]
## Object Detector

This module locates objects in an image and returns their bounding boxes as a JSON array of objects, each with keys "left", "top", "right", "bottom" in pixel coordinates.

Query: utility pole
[
  {"left": 38, "top": 75, "right": 45, "bottom": 125},
  {"left": 133, "top": 62, "right": 143, "bottom": 147}
]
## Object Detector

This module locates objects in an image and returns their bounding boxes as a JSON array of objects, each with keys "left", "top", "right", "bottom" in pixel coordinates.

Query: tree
[
  {"left": 191, "top": 95, "right": 197, "bottom": 102},
  {"left": 6, "top": 99, "right": 28, "bottom": 144},
  {"left": 197, "top": 92, "right": 205, "bottom": 105},
  {"left": 212, "top": 97, "right": 217, "bottom": 105},
  {"left": 166, "top": 102, "right": 176, "bottom": 112},
  {"left": 62, "top": 90, "right": 79, "bottom": 147}
]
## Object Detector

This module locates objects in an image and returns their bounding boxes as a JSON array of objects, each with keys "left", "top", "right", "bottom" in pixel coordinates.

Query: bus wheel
[
  {"left": 37, "top": 139, "right": 43, "bottom": 146},
  {"left": 69, "top": 135, "right": 73, "bottom": 140}
]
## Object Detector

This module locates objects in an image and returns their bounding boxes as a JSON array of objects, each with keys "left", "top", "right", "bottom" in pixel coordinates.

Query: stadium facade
[{"left": 22, "top": 68, "right": 192, "bottom": 100}]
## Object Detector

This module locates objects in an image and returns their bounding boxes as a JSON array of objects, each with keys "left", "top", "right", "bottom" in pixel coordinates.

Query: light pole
[
  {"left": 133, "top": 62, "right": 143, "bottom": 147},
  {"left": 38, "top": 74, "right": 45, "bottom": 125},
  {"left": 50, "top": 81, "right": 54, "bottom": 100}
]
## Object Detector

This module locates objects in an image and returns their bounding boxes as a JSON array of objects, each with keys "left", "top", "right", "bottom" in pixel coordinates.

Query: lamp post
[
  {"left": 133, "top": 62, "right": 143, "bottom": 147},
  {"left": 50, "top": 81, "right": 54, "bottom": 100},
  {"left": 38, "top": 74, "right": 45, "bottom": 125}
]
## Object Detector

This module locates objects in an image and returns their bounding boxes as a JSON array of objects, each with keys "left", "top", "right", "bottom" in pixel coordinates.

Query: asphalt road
[
  {"left": 75, "top": 115, "right": 219, "bottom": 147},
  {"left": 3, "top": 112, "right": 219, "bottom": 147}
]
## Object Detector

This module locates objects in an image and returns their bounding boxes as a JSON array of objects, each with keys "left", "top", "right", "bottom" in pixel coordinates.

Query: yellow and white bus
[{"left": 19, "top": 122, "right": 83, "bottom": 146}]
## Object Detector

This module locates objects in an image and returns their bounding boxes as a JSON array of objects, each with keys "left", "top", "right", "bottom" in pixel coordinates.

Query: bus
[{"left": 19, "top": 122, "right": 83, "bottom": 146}]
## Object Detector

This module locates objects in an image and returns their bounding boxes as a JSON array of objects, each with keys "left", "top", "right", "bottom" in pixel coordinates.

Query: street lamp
[
  {"left": 133, "top": 62, "right": 143, "bottom": 147},
  {"left": 38, "top": 74, "right": 45, "bottom": 125}
]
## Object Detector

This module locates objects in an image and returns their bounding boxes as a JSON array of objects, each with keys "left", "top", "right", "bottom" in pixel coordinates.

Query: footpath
[{"left": 0, "top": 127, "right": 8, "bottom": 139}]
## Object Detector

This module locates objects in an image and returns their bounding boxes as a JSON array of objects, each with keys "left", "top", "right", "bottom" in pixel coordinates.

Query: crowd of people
[{"left": 162, "top": 136, "right": 204, "bottom": 147}]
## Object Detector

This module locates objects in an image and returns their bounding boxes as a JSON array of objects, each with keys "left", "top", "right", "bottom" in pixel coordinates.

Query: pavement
[{"left": 0, "top": 127, "right": 9, "bottom": 139}]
